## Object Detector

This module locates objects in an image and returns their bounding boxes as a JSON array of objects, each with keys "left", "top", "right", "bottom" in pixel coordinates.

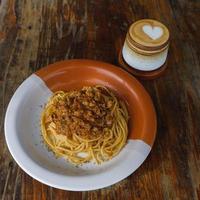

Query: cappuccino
[{"left": 122, "top": 19, "right": 169, "bottom": 71}]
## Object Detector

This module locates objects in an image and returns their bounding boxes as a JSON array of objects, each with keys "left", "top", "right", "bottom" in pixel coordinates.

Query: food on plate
[{"left": 41, "top": 85, "right": 129, "bottom": 164}]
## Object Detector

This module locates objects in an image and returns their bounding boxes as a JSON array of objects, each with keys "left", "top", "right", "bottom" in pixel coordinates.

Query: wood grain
[{"left": 0, "top": 0, "right": 200, "bottom": 199}]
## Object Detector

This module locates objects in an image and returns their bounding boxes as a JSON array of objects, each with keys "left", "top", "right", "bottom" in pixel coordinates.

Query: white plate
[{"left": 4, "top": 60, "right": 156, "bottom": 191}]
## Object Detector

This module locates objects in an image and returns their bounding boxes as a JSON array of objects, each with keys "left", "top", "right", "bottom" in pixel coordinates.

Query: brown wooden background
[{"left": 0, "top": 0, "right": 200, "bottom": 199}]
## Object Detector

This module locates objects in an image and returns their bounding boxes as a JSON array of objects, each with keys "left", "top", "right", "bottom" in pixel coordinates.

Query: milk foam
[{"left": 142, "top": 25, "right": 163, "bottom": 40}]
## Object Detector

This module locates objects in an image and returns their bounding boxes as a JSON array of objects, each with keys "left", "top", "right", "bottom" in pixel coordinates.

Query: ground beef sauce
[{"left": 50, "top": 86, "right": 115, "bottom": 139}]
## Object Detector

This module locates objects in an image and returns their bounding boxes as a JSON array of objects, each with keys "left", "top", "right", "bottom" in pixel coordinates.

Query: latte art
[
  {"left": 142, "top": 25, "right": 163, "bottom": 40},
  {"left": 127, "top": 19, "right": 169, "bottom": 49}
]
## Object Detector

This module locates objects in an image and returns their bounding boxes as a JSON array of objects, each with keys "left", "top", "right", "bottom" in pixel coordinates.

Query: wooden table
[{"left": 0, "top": 0, "right": 200, "bottom": 199}]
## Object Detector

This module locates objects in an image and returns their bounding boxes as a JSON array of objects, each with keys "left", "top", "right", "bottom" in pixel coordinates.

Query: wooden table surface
[{"left": 0, "top": 0, "right": 200, "bottom": 199}]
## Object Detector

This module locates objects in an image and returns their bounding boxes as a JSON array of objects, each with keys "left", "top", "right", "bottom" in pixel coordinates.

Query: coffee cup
[{"left": 122, "top": 19, "right": 170, "bottom": 72}]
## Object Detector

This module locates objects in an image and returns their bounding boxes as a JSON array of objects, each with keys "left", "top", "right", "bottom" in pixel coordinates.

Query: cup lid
[{"left": 127, "top": 19, "right": 169, "bottom": 52}]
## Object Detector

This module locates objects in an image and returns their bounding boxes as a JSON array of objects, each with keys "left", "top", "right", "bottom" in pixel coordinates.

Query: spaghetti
[{"left": 41, "top": 85, "right": 129, "bottom": 165}]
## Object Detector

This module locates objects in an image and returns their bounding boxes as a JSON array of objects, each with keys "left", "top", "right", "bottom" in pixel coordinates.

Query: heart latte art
[{"left": 142, "top": 25, "right": 163, "bottom": 40}]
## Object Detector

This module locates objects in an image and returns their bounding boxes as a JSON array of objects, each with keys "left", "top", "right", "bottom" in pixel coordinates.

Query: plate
[{"left": 4, "top": 60, "right": 156, "bottom": 191}]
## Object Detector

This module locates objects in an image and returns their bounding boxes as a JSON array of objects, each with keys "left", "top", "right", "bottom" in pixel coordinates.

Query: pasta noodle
[{"left": 40, "top": 85, "right": 129, "bottom": 165}]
